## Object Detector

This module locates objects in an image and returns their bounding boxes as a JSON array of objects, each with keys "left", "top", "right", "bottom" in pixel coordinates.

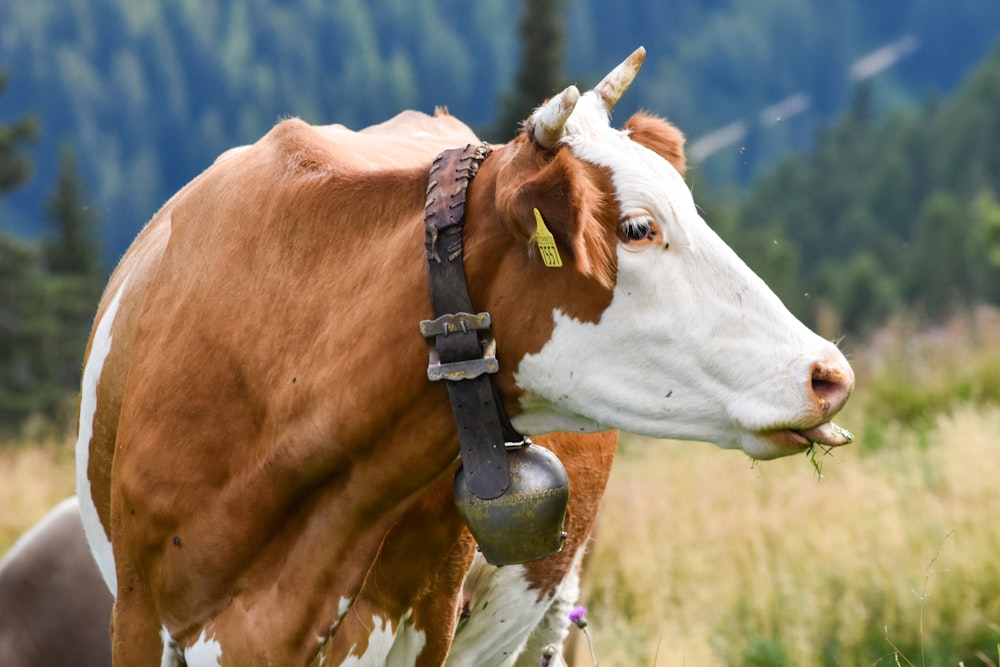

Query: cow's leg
[
  {"left": 514, "top": 432, "right": 616, "bottom": 667},
  {"left": 448, "top": 432, "right": 615, "bottom": 666},
  {"left": 511, "top": 554, "right": 583, "bottom": 667},
  {"left": 320, "top": 484, "right": 475, "bottom": 666},
  {"left": 446, "top": 547, "right": 584, "bottom": 667},
  {"left": 447, "top": 556, "right": 559, "bottom": 666},
  {"left": 112, "top": 565, "right": 171, "bottom": 665}
]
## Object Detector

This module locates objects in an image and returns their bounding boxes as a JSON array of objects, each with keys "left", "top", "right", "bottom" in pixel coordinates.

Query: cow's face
[{"left": 502, "top": 48, "right": 854, "bottom": 460}]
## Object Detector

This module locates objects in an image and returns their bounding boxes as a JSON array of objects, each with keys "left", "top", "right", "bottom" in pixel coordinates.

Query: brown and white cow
[
  {"left": 0, "top": 497, "right": 114, "bottom": 666},
  {"left": 76, "top": 48, "right": 853, "bottom": 666}
]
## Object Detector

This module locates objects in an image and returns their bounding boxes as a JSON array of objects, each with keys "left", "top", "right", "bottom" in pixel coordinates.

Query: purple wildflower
[{"left": 568, "top": 605, "right": 598, "bottom": 666}]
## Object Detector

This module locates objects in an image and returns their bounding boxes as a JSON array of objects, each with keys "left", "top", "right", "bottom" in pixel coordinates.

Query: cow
[
  {"left": 0, "top": 497, "right": 114, "bottom": 666},
  {"left": 75, "top": 47, "right": 853, "bottom": 666}
]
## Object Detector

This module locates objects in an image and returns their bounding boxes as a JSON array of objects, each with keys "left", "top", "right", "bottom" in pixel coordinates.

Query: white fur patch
[
  {"left": 75, "top": 276, "right": 130, "bottom": 595},
  {"left": 515, "top": 559, "right": 583, "bottom": 666},
  {"left": 446, "top": 554, "right": 566, "bottom": 667},
  {"left": 160, "top": 626, "right": 223, "bottom": 667},
  {"left": 339, "top": 595, "right": 354, "bottom": 619},
  {"left": 160, "top": 626, "right": 180, "bottom": 667},
  {"left": 318, "top": 595, "right": 357, "bottom": 661},
  {"left": 340, "top": 609, "right": 426, "bottom": 667},
  {"left": 185, "top": 628, "right": 224, "bottom": 666}
]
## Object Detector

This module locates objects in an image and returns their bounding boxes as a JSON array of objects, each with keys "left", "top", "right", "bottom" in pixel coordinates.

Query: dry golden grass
[
  {"left": 575, "top": 407, "right": 1000, "bottom": 666},
  {"left": 0, "top": 433, "right": 76, "bottom": 553}
]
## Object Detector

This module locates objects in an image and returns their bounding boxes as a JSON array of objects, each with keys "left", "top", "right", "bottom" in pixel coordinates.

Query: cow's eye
[{"left": 620, "top": 215, "right": 656, "bottom": 243}]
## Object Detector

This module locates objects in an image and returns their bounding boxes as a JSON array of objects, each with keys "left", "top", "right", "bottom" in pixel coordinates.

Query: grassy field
[
  {"left": 574, "top": 407, "right": 1000, "bottom": 666},
  {"left": 2, "top": 310, "right": 999, "bottom": 666},
  {"left": 0, "top": 423, "right": 76, "bottom": 554}
]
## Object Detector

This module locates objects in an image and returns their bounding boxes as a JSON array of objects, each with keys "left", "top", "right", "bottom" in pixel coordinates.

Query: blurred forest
[
  {"left": 707, "top": 49, "right": 1000, "bottom": 334},
  {"left": 0, "top": 0, "right": 999, "bottom": 430}
]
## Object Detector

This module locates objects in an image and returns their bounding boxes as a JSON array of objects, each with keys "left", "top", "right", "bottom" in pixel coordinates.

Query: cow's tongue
[{"left": 798, "top": 422, "right": 854, "bottom": 447}]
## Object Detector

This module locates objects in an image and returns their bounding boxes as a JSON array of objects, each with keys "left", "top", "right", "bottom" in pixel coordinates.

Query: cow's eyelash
[{"left": 620, "top": 215, "right": 656, "bottom": 243}]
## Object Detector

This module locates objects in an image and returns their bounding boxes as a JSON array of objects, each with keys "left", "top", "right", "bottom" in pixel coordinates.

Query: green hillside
[
  {"left": 1, "top": 0, "right": 997, "bottom": 254},
  {"left": 719, "top": 43, "right": 1000, "bottom": 334},
  {"left": 0, "top": 0, "right": 999, "bottom": 430}
]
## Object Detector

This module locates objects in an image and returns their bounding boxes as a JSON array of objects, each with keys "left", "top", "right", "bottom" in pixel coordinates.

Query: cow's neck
[{"left": 420, "top": 143, "right": 526, "bottom": 503}]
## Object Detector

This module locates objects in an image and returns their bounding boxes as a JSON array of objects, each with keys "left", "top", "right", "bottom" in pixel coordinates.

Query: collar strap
[{"left": 419, "top": 143, "right": 523, "bottom": 500}]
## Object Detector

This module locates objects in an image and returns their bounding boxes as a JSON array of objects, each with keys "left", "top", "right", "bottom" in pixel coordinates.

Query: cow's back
[{"left": 78, "top": 109, "right": 480, "bottom": 585}]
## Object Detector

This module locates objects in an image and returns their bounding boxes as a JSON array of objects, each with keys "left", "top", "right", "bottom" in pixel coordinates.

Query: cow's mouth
[{"left": 764, "top": 422, "right": 854, "bottom": 451}]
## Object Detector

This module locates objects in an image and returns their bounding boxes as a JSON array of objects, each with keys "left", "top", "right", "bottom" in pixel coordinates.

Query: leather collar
[{"left": 419, "top": 143, "right": 524, "bottom": 500}]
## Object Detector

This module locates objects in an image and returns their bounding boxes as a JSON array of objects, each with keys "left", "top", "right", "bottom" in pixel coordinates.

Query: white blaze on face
[
  {"left": 75, "top": 276, "right": 130, "bottom": 595},
  {"left": 513, "top": 93, "right": 852, "bottom": 459}
]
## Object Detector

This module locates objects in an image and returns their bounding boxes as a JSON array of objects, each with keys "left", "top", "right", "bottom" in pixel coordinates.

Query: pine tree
[
  {"left": 0, "top": 70, "right": 44, "bottom": 430},
  {"left": 493, "top": 0, "right": 568, "bottom": 141},
  {"left": 0, "top": 75, "right": 103, "bottom": 430},
  {"left": 44, "top": 146, "right": 101, "bottom": 278},
  {"left": 0, "top": 71, "right": 39, "bottom": 193},
  {"left": 39, "top": 145, "right": 104, "bottom": 415}
]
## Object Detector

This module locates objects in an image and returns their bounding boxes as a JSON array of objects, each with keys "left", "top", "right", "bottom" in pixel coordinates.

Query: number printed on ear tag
[{"left": 533, "top": 208, "right": 563, "bottom": 268}]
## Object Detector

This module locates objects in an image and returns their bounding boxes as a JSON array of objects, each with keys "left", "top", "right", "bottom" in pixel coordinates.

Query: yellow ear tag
[{"left": 533, "top": 208, "right": 563, "bottom": 268}]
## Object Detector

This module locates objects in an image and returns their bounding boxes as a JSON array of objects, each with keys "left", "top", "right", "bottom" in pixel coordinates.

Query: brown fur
[
  {"left": 489, "top": 135, "right": 621, "bottom": 290},
  {"left": 624, "top": 111, "right": 687, "bottom": 175},
  {"left": 79, "top": 108, "right": 686, "bottom": 664}
]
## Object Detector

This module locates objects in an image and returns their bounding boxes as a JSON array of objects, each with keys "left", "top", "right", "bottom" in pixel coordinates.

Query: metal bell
[{"left": 454, "top": 443, "right": 570, "bottom": 566}]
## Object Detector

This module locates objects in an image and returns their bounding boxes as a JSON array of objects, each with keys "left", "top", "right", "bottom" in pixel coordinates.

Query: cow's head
[{"left": 484, "top": 47, "right": 854, "bottom": 460}]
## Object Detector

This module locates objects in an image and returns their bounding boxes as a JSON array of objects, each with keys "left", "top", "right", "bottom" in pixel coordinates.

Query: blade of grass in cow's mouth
[
  {"left": 791, "top": 422, "right": 854, "bottom": 447},
  {"left": 763, "top": 421, "right": 855, "bottom": 452}
]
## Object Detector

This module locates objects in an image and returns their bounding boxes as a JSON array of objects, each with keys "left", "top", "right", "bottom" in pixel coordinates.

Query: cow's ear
[
  {"left": 497, "top": 148, "right": 616, "bottom": 289},
  {"left": 623, "top": 112, "right": 686, "bottom": 176}
]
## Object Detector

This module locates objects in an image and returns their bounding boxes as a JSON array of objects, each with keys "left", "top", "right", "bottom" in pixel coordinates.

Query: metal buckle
[{"left": 419, "top": 312, "right": 499, "bottom": 381}]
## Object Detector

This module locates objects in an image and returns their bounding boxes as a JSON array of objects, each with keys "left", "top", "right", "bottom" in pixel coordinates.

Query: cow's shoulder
[
  {"left": 358, "top": 108, "right": 478, "bottom": 146},
  {"left": 248, "top": 110, "right": 481, "bottom": 178}
]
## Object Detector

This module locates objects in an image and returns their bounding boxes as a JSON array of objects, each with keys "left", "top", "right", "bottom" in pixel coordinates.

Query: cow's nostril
[{"left": 810, "top": 360, "right": 853, "bottom": 416}]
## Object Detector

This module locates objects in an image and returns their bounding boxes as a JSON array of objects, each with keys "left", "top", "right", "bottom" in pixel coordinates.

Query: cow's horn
[
  {"left": 533, "top": 85, "right": 580, "bottom": 149},
  {"left": 594, "top": 46, "right": 646, "bottom": 112}
]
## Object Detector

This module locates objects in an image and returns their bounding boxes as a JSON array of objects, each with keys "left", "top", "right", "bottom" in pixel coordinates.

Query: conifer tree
[
  {"left": 0, "top": 74, "right": 103, "bottom": 430},
  {"left": 493, "top": 0, "right": 568, "bottom": 141},
  {"left": 44, "top": 146, "right": 100, "bottom": 278},
  {"left": 39, "top": 145, "right": 104, "bottom": 412},
  {"left": 0, "top": 70, "right": 43, "bottom": 429},
  {"left": 0, "top": 72, "right": 39, "bottom": 193}
]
